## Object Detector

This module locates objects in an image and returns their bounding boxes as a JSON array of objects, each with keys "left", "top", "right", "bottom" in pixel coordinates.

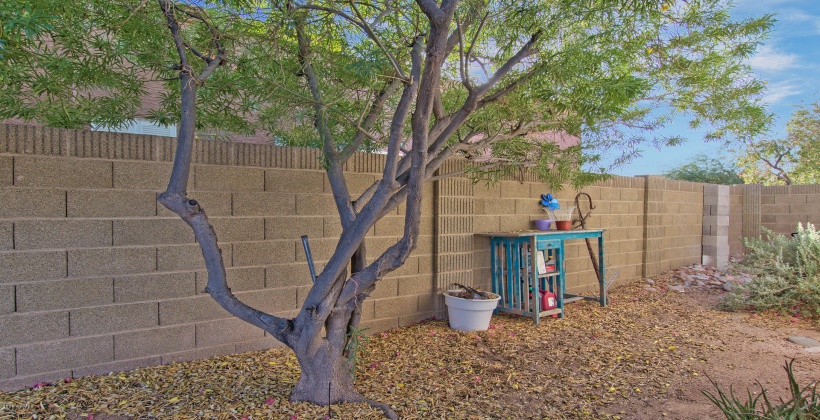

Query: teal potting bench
[{"left": 479, "top": 229, "right": 606, "bottom": 324}]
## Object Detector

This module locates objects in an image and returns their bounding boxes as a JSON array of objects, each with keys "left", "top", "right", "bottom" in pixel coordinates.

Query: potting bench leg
[{"left": 598, "top": 235, "right": 606, "bottom": 307}]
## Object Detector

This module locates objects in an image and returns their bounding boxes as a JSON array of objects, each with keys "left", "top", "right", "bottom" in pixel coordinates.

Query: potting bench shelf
[{"left": 478, "top": 229, "right": 606, "bottom": 324}]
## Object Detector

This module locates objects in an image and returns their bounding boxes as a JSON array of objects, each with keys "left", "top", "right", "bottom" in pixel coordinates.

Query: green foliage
[
  {"left": 0, "top": 0, "right": 259, "bottom": 135},
  {"left": 344, "top": 326, "right": 370, "bottom": 379},
  {"left": 1, "top": 0, "right": 774, "bottom": 188},
  {"left": 664, "top": 154, "right": 744, "bottom": 184},
  {"left": 703, "top": 359, "right": 820, "bottom": 419},
  {"left": 738, "top": 102, "right": 820, "bottom": 185},
  {"left": 721, "top": 224, "right": 820, "bottom": 318}
]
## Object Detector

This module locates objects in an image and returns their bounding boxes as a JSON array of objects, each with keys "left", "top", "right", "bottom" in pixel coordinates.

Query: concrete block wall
[
  {"left": 759, "top": 185, "right": 820, "bottom": 235},
  {"left": 0, "top": 124, "right": 434, "bottom": 390},
  {"left": 471, "top": 175, "right": 650, "bottom": 295},
  {"left": 728, "top": 184, "right": 820, "bottom": 254},
  {"left": 728, "top": 185, "right": 746, "bottom": 255},
  {"left": 7, "top": 123, "right": 817, "bottom": 389},
  {"left": 652, "top": 178, "right": 705, "bottom": 274},
  {"left": 702, "top": 184, "right": 730, "bottom": 270}
]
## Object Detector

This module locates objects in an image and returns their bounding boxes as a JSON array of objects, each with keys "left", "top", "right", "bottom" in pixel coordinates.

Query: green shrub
[
  {"left": 721, "top": 223, "right": 820, "bottom": 317},
  {"left": 703, "top": 359, "right": 820, "bottom": 419}
]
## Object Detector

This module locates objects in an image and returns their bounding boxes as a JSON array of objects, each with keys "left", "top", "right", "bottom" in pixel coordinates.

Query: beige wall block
[
  {"left": 790, "top": 204, "right": 816, "bottom": 216},
  {"left": 14, "top": 156, "right": 112, "bottom": 189},
  {"left": 0, "top": 347, "right": 14, "bottom": 380},
  {"left": 398, "top": 275, "right": 434, "bottom": 296},
  {"left": 67, "top": 190, "right": 157, "bottom": 218},
  {"left": 204, "top": 266, "right": 266, "bottom": 292},
  {"left": 0, "top": 156, "right": 11, "bottom": 187},
  {"left": 265, "top": 216, "right": 323, "bottom": 240},
  {"left": 338, "top": 172, "right": 377, "bottom": 196},
  {"left": 0, "top": 188, "right": 66, "bottom": 218},
  {"left": 195, "top": 165, "right": 264, "bottom": 191},
  {"left": 16, "top": 335, "right": 113, "bottom": 376},
  {"left": 268, "top": 169, "right": 325, "bottom": 193},
  {"left": 70, "top": 302, "right": 158, "bottom": 336},
  {"left": 0, "top": 284, "right": 13, "bottom": 315},
  {"left": 159, "top": 295, "right": 230, "bottom": 326},
  {"left": 373, "top": 295, "right": 418, "bottom": 319},
  {"left": 210, "top": 217, "right": 264, "bottom": 242},
  {"left": 114, "top": 325, "right": 196, "bottom": 360},
  {"left": 68, "top": 247, "right": 155, "bottom": 277},
  {"left": 499, "top": 181, "right": 531, "bottom": 198},
  {"left": 264, "top": 263, "right": 313, "bottom": 289},
  {"left": 295, "top": 194, "right": 338, "bottom": 216},
  {"left": 195, "top": 317, "right": 265, "bottom": 348},
  {"left": 113, "top": 218, "right": 194, "bottom": 246},
  {"left": 369, "top": 277, "right": 399, "bottom": 299},
  {"left": 115, "top": 272, "right": 196, "bottom": 303},
  {"left": 17, "top": 278, "right": 113, "bottom": 312},
  {"left": 156, "top": 244, "right": 215, "bottom": 272},
  {"left": 0, "top": 222, "right": 11, "bottom": 251},
  {"left": 235, "top": 287, "right": 298, "bottom": 313},
  {"left": 233, "top": 241, "right": 295, "bottom": 266},
  {"left": 232, "top": 192, "right": 295, "bottom": 216},
  {"left": 774, "top": 194, "right": 808, "bottom": 205},
  {"left": 189, "top": 191, "right": 233, "bottom": 216},
  {"left": 14, "top": 219, "right": 112, "bottom": 250},
  {"left": 113, "top": 161, "right": 174, "bottom": 190},
  {"left": 0, "top": 250, "right": 67, "bottom": 283},
  {"left": 360, "top": 317, "right": 398, "bottom": 334},
  {"left": 0, "top": 311, "right": 69, "bottom": 347},
  {"left": 294, "top": 237, "right": 339, "bottom": 263}
]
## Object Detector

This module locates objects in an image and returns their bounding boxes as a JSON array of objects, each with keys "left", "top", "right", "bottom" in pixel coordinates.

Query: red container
[
  {"left": 540, "top": 290, "right": 558, "bottom": 317},
  {"left": 555, "top": 220, "right": 572, "bottom": 230}
]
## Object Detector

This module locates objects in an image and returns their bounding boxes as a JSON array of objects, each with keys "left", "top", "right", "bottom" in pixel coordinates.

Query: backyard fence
[{"left": 0, "top": 123, "right": 817, "bottom": 390}]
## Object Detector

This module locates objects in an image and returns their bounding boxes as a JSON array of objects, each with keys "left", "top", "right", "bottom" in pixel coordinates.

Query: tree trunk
[{"left": 290, "top": 343, "right": 358, "bottom": 405}]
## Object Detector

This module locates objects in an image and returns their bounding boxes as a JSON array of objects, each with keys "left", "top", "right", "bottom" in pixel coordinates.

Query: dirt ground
[
  {"left": 2, "top": 267, "right": 820, "bottom": 419},
  {"left": 606, "top": 286, "right": 820, "bottom": 419}
]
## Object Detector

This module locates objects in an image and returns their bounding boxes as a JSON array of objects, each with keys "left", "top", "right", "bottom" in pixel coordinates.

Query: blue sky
[{"left": 614, "top": 0, "right": 820, "bottom": 176}]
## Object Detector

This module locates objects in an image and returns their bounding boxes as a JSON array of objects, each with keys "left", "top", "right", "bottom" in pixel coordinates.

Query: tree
[
  {"left": 1, "top": 0, "right": 773, "bottom": 416},
  {"left": 737, "top": 102, "right": 820, "bottom": 185},
  {"left": 664, "top": 154, "right": 744, "bottom": 184}
]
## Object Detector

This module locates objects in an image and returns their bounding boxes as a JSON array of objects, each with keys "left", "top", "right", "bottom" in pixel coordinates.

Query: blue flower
[{"left": 540, "top": 193, "right": 560, "bottom": 210}]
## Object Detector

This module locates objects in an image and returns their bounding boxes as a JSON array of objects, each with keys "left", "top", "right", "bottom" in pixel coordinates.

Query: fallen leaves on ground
[{"left": 0, "top": 273, "right": 814, "bottom": 419}]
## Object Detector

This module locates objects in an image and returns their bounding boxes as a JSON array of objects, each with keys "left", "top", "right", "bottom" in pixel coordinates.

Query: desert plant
[
  {"left": 721, "top": 223, "right": 820, "bottom": 317},
  {"left": 703, "top": 359, "right": 820, "bottom": 419}
]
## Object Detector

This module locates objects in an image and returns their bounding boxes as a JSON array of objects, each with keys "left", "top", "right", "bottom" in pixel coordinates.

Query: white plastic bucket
[{"left": 443, "top": 291, "right": 500, "bottom": 331}]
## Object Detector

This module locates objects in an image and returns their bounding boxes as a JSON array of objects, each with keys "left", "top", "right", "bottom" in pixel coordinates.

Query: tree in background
[
  {"left": 664, "top": 154, "right": 744, "bottom": 185},
  {"left": 1, "top": 0, "right": 774, "bottom": 415},
  {"left": 737, "top": 102, "right": 820, "bottom": 185}
]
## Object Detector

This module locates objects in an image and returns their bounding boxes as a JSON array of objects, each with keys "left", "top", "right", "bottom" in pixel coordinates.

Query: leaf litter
[{"left": 1, "top": 270, "right": 818, "bottom": 419}]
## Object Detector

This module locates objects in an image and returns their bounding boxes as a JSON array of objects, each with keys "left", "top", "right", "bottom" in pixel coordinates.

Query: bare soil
[{"left": 607, "top": 287, "right": 820, "bottom": 419}]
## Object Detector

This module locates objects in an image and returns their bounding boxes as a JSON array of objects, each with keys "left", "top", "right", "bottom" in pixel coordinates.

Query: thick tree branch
[
  {"left": 156, "top": 0, "right": 291, "bottom": 345},
  {"left": 295, "top": 15, "right": 356, "bottom": 226}
]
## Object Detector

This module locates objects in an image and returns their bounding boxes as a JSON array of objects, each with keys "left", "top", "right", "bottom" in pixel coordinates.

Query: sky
[{"left": 613, "top": 0, "right": 820, "bottom": 176}]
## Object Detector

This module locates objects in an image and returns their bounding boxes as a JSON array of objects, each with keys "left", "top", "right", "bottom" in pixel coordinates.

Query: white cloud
[
  {"left": 748, "top": 44, "right": 800, "bottom": 72},
  {"left": 762, "top": 79, "right": 803, "bottom": 104},
  {"left": 775, "top": 7, "right": 820, "bottom": 34}
]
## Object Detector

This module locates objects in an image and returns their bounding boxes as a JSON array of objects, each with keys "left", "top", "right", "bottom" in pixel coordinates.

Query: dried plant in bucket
[{"left": 547, "top": 206, "right": 576, "bottom": 222}]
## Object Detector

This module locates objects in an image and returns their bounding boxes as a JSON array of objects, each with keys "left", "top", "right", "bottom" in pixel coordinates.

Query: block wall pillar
[
  {"left": 702, "top": 184, "right": 730, "bottom": 269},
  {"left": 741, "top": 184, "right": 761, "bottom": 247},
  {"left": 433, "top": 162, "right": 474, "bottom": 318},
  {"left": 641, "top": 176, "right": 664, "bottom": 278}
]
